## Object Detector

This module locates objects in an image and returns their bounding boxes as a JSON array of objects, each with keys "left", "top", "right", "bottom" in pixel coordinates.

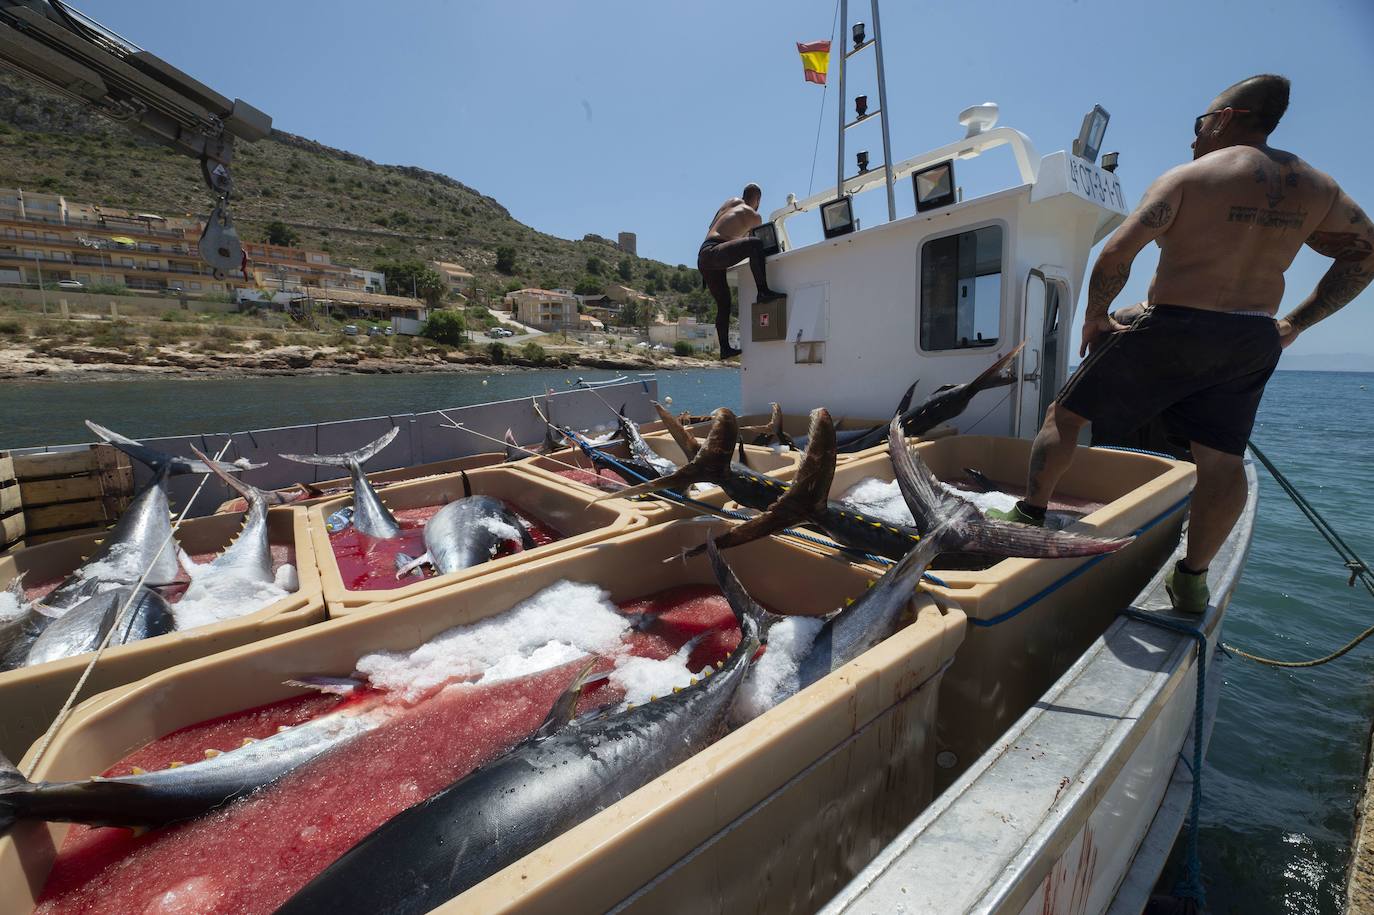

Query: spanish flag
[{"left": 797, "top": 40, "right": 830, "bottom": 85}]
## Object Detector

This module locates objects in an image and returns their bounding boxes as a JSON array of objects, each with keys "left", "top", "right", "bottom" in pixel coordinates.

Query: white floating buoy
[
  {"left": 664, "top": 396, "right": 673, "bottom": 406},
  {"left": 481, "top": 379, "right": 488, "bottom": 386}
]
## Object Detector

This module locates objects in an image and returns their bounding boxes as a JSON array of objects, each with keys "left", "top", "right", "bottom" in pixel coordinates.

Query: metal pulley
[{"left": 197, "top": 201, "right": 243, "bottom": 280}]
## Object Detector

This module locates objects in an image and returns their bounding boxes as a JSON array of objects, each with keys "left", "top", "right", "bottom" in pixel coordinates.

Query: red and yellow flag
[{"left": 797, "top": 40, "right": 831, "bottom": 85}]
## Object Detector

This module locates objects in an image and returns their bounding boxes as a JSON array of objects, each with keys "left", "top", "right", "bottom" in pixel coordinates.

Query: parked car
[
  {"left": 342, "top": 324, "right": 359, "bottom": 336},
  {"left": 367, "top": 326, "right": 384, "bottom": 336},
  {"left": 56, "top": 280, "right": 84, "bottom": 291},
  {"left": 384, "top": 327, "right": 394, "bottom": 336}
]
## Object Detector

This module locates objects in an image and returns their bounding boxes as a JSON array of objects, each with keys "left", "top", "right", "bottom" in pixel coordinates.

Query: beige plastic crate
[
  {"left": 309, "top": 465, "right": 646, "bottom": 613},
  {"left": 0, "top": 519, "right": 963, "bottom": 914},
  {"left": 0, "top": 506, "right": 324, "bottom": 760},
  {"left": 822, "top": 435, "right": 1195, "bottom": 775},
  {"left": 519, "top": 431, "right": 800, "bottom": 521},
  {"left": 216, "top": 451, "right": 508, "bottom": 514}
]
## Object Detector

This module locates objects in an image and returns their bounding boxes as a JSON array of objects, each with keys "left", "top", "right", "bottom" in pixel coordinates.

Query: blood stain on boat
[
  {"left": 554, "top": 467, "right": 627, "bottom": 490},
  {"left": 329, "top": 503, "right": 561, "bottom": 591}
]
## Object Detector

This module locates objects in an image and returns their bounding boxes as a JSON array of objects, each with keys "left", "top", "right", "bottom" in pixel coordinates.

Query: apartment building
[
  {"left": 506, "top": 288, "right": 578, "bottom": 330},
  {"left": 432, "top": 260, "right": 473, "bottom": 297}
]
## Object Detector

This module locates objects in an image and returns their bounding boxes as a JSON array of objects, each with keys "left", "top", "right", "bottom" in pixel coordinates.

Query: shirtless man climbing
[
  {"left": 698, "top": 184, "right": 785, "bottom": 359},
  {"left": 987, "top": 74, "right": 1374, "bottom": 613}
]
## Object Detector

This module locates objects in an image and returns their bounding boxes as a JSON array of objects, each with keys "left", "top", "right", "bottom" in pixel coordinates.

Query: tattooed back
[{"left": 1145, "top": 145, "right": 1368, "bottom": 313}]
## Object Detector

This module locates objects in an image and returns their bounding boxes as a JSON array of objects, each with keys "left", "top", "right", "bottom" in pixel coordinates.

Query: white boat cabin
[{"left": 733, "top": 104, "right": 1131, "bottom": 440}]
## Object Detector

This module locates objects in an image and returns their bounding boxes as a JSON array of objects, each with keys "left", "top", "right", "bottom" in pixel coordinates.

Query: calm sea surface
[{"left": 0, "top": 367, "right": 1370, "bottom": 911}]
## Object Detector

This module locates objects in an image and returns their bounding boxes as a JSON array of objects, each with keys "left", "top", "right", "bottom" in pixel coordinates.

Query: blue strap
[{"left": 1121, "top": 608, "right": 1208, "bottom": 908}]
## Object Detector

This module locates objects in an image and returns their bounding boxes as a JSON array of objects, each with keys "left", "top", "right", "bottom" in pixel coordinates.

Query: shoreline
[{"left": 0, "top": 344, "right": 731, "bottom": 384}]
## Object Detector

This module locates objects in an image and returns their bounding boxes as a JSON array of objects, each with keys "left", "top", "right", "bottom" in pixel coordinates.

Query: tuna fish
[
  {"left": 0, "top": 679, "right": 396, "bottom": 834},
  {"left": 883, "top": 415, "right": 1134, "bottom": 559},
  {"left": 616, "top": 404, "right": 677, "bottom": 477},
  {"left": 395, "top": 488, "right": 535, "bottom": 579},
  {"left": 280, "top": 427, "right": 402, "bottom": 540},
  {"left": 22, "top": 585, "right": 174, "bottom": 667},
  {"left": 276, "top": 594, "right": 765, "bottom": 914},
  {"left": 823, "top": 344, "right": 1024, "bottom": 453},
  {"left": 0, "top": 425, "right": 254, "bottom": 669}
]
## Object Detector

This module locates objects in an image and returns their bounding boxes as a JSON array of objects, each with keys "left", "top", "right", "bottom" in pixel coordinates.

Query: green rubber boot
[
  {"left": 1165, "top": 561, "right": 1210, "bottom": 615},
  {"left": 985, "top": 503, "right": 1045, "bottom": 527}
]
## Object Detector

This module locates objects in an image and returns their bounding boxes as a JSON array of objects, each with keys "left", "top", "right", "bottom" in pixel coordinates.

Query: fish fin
[
  {"left": 785, "top": 408, "right": 836, "bottom": 515},
  {"left": 961, "top": 518, "right": 1134, "bottom": 558},
  {"left": 590, "top": 408, "right": 737, "bottom": 503},
  {"left": 653, "top": 401, "right": 701, "bottom": 459},
  {"left": 189, "top": 444, "right": 267, "bottom": 510},
  {"left": 460, "top": 469, "right": 473, "bottom": 499},
  {"left": 0, "top": 748, "right": 30, "bottom": 835},
  {"left": 394, "top": 552, "right": 431, "bottom": 579},
  {"left": 886, "top": 415, "right": 958, "bottom": 534},
  {"left": 279, "top": 426, "right": 400, "bottom": 470},
  {"left": 895, "top": 380, "right": 920, "bottom": 416},
  {"left": 963, "top": 467, "right": 998, "bottom": 492},
  {"left": 284, "top": 676, "right": 365, "bottom": 695},
  {"left": 503, "top": 429, "right": 524, "bottom": 463},
  {"left": 769, "top": 402, "right": 798, "bottom": 451},
  {"left": 704, "top": 539, "right": 777, "bottom": 645},
  {"left": 535, "top": 657, "right": 602, "bottom": 739},
  {"left": 736, "top": 442, "right": 752, "bottom": 470},
  {"left": 85, "top": 422, "right": 261, "bottom": 476}
]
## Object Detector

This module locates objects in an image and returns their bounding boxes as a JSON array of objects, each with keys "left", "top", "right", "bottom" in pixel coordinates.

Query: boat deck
[{"left": 1347, "top": 725, "right": 1374, "bottom": 913}]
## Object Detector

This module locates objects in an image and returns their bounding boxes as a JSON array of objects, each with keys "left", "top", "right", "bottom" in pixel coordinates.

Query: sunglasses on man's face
[{"left": 1194, "top": 107, "right": 1251, "bottom": 136}]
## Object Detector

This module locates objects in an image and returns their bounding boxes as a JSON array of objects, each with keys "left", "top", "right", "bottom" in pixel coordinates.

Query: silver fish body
[
  {"left": 281, "top": 428, "right": 401, "bottom": 540},
  {"left": 24, "top": 585, "right": 175, "bottom": 667}
]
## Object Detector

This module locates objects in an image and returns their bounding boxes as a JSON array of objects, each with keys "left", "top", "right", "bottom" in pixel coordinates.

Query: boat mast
[{"left": 835, "top": 0, "right": 897, "bottom": 222}]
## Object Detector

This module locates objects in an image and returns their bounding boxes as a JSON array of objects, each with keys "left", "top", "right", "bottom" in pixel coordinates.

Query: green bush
[
  {"left": 253, "top": 330, "right": 284, "bottom": 345},
  {"left": 487, "top": 341, "right": 508, "bottom": 364},
  {"left": 520, "top": 341, "right": 546, "bottom": 363},
  {"left": 673, "top": 340, "right": 694, "bottom": 356},
  {"left": 495, "top": 245, "right": 517, "bottom": 275},
  {"left": 391, "top": 336, "right": 413, "bottom": 356},
  {"left": 87, "top": 282, "right": 128, "bottom": 295},
  {"left": 0, "top": 319, "right": 22, "bottom": 335},
  {"left": 421, "top": 310, "right": 466, "bottom": 346}
]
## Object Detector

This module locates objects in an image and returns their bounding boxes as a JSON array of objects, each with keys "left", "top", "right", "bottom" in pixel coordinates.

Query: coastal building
[
  {"left": 348, "top": 267, "right": 387, "bottom": 294},
  {"left": 602, "top": 283, "right": 654, "bottom": 307},
  {"left": 242, "top": 241, "right": 363, "bottom": 294},
  {"left": 506, "top": 287, "right": 578, "bottom": 331},
  {"left": 648, "top": 316, "right": 711, "bottom": 347},
  {"left": 283, "top": 286, "right": 429, "bottom": 324},
  {"left": 431, "top": 260, "right": 473, "bottom": 297},
  {"left": 0, "top": 187, "right": 235, "bottom": 295}
]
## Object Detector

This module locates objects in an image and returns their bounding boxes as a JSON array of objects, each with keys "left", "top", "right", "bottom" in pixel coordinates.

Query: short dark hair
[
  {"left": 1219, "top": 74, "right": 1290, "bottom": 135},
  {"left": 742, "top": 183, "right": 762, "bottom": 201}
]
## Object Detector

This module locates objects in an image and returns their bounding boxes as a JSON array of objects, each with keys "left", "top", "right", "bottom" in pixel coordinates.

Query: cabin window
[{"left": 919, "top": 225, "right": 1003, "bottom": 350}]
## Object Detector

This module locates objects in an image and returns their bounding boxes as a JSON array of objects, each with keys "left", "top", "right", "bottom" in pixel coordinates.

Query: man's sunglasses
[{"left": 1194, "top": 107, "right": 1251, "bottom": 136}]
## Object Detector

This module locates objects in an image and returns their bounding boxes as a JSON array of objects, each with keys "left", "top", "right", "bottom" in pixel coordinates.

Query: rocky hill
[{"left": 0, "top": 72, "right": 704, "bottom": 307}]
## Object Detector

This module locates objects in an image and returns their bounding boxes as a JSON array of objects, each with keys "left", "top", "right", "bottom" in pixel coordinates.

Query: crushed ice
[
  {"left": 837, "top": 476, "right": 1020, "bottom": 523},
  {"left": 476, "top": 514, "right": 522, "bottom": 544},
  {"left": 172, "top": 566, "right": 294, "bottom": 630},
  {"left": 732, "top": 616, "right": 826, "bottom": 725},
  {"left": 0, "top": 589, "right": 24, "bottom": 622}
]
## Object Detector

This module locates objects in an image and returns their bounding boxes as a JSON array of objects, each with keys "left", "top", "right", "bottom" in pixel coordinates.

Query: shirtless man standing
[
  {"left": 698, "top": 183, "right": 785, "bottom": 359},
  {"left": 987, "top": 74, "right": 1374, "bottom": 613}
]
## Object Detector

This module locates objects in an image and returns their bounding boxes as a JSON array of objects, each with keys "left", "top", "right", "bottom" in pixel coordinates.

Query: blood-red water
[
  {"left": 36, "top": 586, "right": 742, "bottom": 914},
  {"left": 329, "top": 503, "right": 562, "bottom": 592}
]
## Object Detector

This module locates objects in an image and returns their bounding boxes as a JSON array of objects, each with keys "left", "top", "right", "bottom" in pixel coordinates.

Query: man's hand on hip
[
  {"left": 1079, "top": 314, "right": 1128, "bottom": 358},
  {"left": 1275, "top": 318, "right": 1300, "bottom": 349}
]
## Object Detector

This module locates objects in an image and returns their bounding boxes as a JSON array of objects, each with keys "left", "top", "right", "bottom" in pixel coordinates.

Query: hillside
[{"left": 0, "top": 72, "right": 706, "bottom": 308}]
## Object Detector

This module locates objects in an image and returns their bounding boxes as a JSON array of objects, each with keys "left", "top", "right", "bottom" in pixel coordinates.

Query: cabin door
[{"left": 1016, "top": 268, "right": 1069, "bottom": 438}]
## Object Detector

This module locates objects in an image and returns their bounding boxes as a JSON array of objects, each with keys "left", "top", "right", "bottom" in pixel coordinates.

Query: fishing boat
[{"left": 0, "top": 2, "right": 1255, "bottom": 912}]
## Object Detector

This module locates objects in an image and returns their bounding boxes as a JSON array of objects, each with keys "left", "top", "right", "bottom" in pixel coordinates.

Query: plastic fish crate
[
  {"left": 308, "top": 464, "right": 647, "bottom": 614},
  {"left": 0, "top": 506, "right": 324, "bottom": 761},
  {"left": 0, "top": 518, "right": 963, "bottom": 915}
]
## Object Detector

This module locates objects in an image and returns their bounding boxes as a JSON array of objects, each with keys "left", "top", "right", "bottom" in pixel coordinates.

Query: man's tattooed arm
[
  {"left": 1085, "top": 261, "right": 1131, "bottom": 319},
  {"left": 1284, "top": 192, "right": 1374, "bottom": 333}
]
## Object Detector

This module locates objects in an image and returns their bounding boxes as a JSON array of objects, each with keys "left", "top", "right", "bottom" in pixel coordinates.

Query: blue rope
[
  {"left": 567, "top": 434, "right": 944, "bottom": 580},
  {"left": 968, "top": 495, "right": 1191, "bottom": 628},
  {"left": 1121, "top": 608, "right": 1208, "bottom": 908}
]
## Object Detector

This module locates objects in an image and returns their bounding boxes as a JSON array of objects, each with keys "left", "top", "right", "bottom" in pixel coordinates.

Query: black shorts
[{"left": 1057, "top": 304, "right": 1281, "bottom": 456}]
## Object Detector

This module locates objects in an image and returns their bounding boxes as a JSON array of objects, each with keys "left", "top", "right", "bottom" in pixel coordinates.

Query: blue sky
[{"left": 82, "top": 0, "right": 1374, "bottom": 358}]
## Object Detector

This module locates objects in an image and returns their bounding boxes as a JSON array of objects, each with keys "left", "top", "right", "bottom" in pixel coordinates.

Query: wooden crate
[
  {"left": 0, "top": 455, "right": 20, "bottom": 551},
  {"left": 6, "top": 446, "right": 134, "bottom": 548}
]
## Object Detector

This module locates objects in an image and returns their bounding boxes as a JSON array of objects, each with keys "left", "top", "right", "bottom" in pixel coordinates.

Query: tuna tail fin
[
  {"left": 536, "top": 657, "right": 602, "bottom": 739},
  {"left": 736, "top": 442, "right": 752, "bottom": 470},
  {"left": 189, "top": 445, "right": 266, "bottom": 512},
  {"left": 0, "top": 749, "right": 31, "bottom": 836},
  {"left": 886, "top": 415, "right": 959, "bottom": 535},
  {"left": 961, "top": 518, "right": 1134, "bottom": 558},
  {"left": 705, "top": 539, "right": 776, "bottom": 646},
  {"left": 503, "top": 429, "right": 524, "bottom": 463},
  {"left": 963, "top": 467, "right": 998, "bottom": 492},
  {"left": 284, "top": 676, "right": 365, "bottom": 695},
  {"left": 85, "top": 422, "right": 263, "bottom": 477},
  {"left": 279, "top": 426, "right": 400, "bottom": 471},
  {"left": 690, "top": 408, "right": 835, "bottom": 555},
  {"left": 654, "top": 401, "right": 701, "bottom": 459},
  {"left": 769, "top": 402, "right": 798, "bottom": 451},
  {"left": 590, "top": 408, "right": 737, "bottom": 503}
]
